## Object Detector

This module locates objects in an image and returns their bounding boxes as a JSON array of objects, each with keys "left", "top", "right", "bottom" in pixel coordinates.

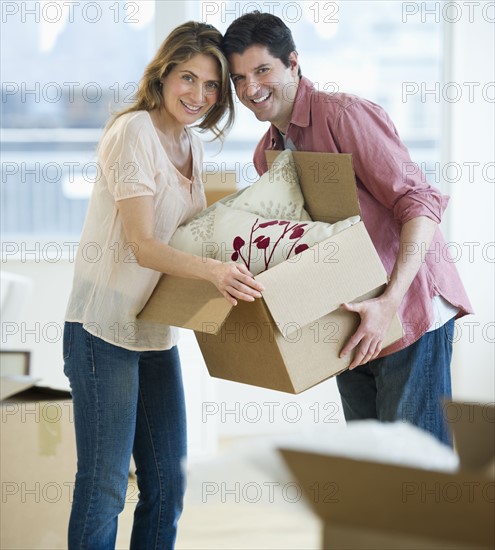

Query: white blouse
[{"left": 65, "top": 111, "right": 206, "bottom": 350}]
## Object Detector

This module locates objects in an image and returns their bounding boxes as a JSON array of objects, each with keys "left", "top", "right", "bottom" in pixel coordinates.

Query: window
[
  {"left": 1, "top": 0, "right": 155, "bottom": 238},
  {"left": 1, "top": 1, "right": 444, "bottom": 240}
]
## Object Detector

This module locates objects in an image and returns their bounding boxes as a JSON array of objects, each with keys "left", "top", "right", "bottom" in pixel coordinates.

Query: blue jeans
[
  {"left": 336, "top": 319, "right": 454, "bottom": 446},
  {"left": 63, "top": 322, "right": 187, "bottom": 550}
]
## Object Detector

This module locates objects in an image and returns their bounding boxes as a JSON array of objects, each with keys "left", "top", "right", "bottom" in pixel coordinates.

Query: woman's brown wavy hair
[{"left": 110, "top": 21, "right": 234, "bottom": 141}]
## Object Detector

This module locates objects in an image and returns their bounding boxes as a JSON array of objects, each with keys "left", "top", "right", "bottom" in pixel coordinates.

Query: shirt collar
[
  {"left": 289, "top": 76, "right": 314, "bottom": 128},
  {"left": 266, "top": 76, "right": 314, "bottom": 146}
]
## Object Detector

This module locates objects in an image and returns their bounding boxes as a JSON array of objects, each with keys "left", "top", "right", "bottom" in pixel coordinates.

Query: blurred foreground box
[{"left": 281, "top": 402, "right": 495, "bottom": 549}]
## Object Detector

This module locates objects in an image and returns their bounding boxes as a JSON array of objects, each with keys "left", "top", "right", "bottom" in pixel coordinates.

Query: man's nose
[{"left": 244, "top": 78, "right": 261, "bottom": 99}]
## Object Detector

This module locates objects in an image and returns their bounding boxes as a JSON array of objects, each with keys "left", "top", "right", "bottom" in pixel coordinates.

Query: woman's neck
[{"left": 149, "top": 108, "right": 185, "bottom": 143}]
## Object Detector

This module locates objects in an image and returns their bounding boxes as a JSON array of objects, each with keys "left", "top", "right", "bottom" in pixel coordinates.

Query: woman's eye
[
  {"left": 206, "top": 82, "right": 218, "bottom": 90},
  {"left": 182, "top": 74, "right": 193, "bottom": 82}
]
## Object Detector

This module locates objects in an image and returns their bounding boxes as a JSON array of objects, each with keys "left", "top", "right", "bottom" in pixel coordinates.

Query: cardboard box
[
  {"left": 202, "top": 170, "right": 238, "bottom": 207},
  {"left": 139, "top": 152, "right": 403, "bottom": 394},
  {"left": 1, "top": 375, "right": 76, "bottom": 549},
  {"left": 280, "top": 402, "right": 495, "bottom": 549}
]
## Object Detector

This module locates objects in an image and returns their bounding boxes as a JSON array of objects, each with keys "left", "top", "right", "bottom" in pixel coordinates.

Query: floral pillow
[
  {"left": 227, "top": 149, "right": 311, "bottom": 221},
  {"left": 208, "top": 204, "right": 361, "bottom": 275},
  {"left": 169, "top": 149, "right": 310, "bottom": 256}
]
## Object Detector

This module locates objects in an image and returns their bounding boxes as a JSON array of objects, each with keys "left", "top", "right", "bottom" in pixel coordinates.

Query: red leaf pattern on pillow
[
  {"left": 233, "top": 236, "right": 245, "bottom": 250},
  {"left": 294, "top": 243, "right": 309, "bottom": 254},
  {"left": 289, "top": 226, "right": 306, "bottom": 239},
  {"left": 256, "top": 237, "right": 270, "bottom": 250},
  {"left": 258, "top": 220, "right": 279, "bottom": 228},
  {"left": 230, "top": 219, "right": 309, "bottom": 272}
]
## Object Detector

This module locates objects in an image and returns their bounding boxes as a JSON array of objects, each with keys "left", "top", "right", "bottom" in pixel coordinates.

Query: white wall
[
  {"left": 1, "top": 259, "right": 72, "bottom": 388},
  {"left": 445, "top": 13, "right": 495, "bottom": 402}
]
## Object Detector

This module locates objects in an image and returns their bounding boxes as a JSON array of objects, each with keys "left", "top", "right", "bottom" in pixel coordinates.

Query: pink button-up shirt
[{"left": 253, "top": 77, "right": 473, "bottom": 355}]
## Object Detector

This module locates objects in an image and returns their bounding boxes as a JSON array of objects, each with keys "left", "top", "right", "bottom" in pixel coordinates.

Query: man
[{"left": 222, "top": 12, "right": 473, "bottom": 445}]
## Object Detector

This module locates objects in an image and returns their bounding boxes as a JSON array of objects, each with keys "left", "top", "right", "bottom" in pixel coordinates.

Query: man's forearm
[{"left": 382, "top": 216, "right": 438, "bottom": 309}]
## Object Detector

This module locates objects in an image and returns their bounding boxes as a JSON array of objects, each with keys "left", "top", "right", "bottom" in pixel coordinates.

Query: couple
[{"left": 63, "top": 12, "right": 472, "bottom": 550}]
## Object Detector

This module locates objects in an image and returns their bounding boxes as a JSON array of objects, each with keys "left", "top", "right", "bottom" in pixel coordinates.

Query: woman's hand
[
  {"left": 116, "top": 197, "right": 264, "bottom": 305},
  {"left": 207, "top": 260, "right": 265, "bottom": 306}
]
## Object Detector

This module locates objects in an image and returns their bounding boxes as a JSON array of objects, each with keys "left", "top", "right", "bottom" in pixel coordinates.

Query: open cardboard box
[
  {"left": 280, "top": 402, "right": 495, "bottom": 549},
  {"left": 139, "top": 151, "right": 403, "bottom": 393},
  {"left": 1, "top": 375, "right": 76, "bottom": 549},
  {"left": 202, "top": 170, "right": 238, "bottom": 207}
]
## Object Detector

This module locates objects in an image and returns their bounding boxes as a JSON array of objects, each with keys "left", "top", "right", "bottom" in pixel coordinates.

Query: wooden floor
[{"left": 116, "top": 439, "right": 320, "bottom": 549}]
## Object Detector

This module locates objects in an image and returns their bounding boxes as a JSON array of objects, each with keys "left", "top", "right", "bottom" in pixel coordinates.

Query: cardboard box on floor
[
  {"left": 202, "top": 170, "right": 237, "bottom": 206},
  {"left": 139, "top": 151, "right": 403, "bottom": 394},
  {"left": 280, "top": 401, "right": 495, "bottom": 550},
  {"left": 1, "top": 375, "right": 76, "bottom": 550}
]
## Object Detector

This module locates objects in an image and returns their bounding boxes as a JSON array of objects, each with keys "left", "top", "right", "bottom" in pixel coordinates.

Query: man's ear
[{"left": 288, "top": 51, "right": 299, "bottom": 76}]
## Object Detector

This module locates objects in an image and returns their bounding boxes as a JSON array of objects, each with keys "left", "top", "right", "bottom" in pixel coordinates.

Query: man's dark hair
[{"left": 221, "top": 11, "right": 301, "bottom": 76}]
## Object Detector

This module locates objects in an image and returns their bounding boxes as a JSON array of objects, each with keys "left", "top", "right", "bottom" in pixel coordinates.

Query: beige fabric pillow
[
  {"left": 202, "top": 204, "right": 361, "bottom": 275},
  {"left": 169, "top": 150, "right": 310, "bottom": 256},
  {"left": 227, "top": 149, "right": 311, "bottom": 220}
]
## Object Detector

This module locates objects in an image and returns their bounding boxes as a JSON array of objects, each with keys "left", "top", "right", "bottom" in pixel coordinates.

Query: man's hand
[
  {"left": 339, "top": 295, "right": 399, "bottom": 369},
  {"left": 340, "top": 215, "right": 438, "bottom": 370}
]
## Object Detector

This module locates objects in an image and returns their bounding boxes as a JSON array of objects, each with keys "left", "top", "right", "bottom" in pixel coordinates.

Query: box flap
[
  {"left": 280, "top": 449, "right": 494, "bottom": 547},
  {"left": 137, "top": 275, "right": 232, "bottom": 334},
  {"left": 256, "top": 223, "right": 387, "bottom": 334},
  {"left": 202, "top": 170, "right": 237, "bottom": 191},
  {"left": 265, "top": 150, "right": 361, "bottom": 223},
  {"left": 444, "top": 401, "right": 495, "bottom": 471},
  {"left": 195, "top": 298, "right": 297, "bottom": 394},
  {"left": 0, "top": 375, "right": 40, "bottom": 401}
]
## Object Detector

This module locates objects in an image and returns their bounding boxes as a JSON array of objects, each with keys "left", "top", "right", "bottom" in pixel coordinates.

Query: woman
[{"left": 63, "top": 22, "right": 264, "bottom": 549}]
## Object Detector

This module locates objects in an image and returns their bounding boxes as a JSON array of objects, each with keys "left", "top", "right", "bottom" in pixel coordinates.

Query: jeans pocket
[{"left": 63, "top": 322, "right": 72, "bottom": 360}]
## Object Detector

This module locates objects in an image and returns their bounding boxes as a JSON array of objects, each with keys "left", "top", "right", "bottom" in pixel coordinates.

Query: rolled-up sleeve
[{"left": 334, "top": 100, "right": 449, "bottom": 224}]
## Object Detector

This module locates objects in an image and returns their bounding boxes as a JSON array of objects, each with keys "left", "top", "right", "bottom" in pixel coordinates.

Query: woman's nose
[{"left": 191, "top": 83, "right": 205, "bottom": 104}]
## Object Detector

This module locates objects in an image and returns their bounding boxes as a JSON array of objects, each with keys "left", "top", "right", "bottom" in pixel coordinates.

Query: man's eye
[
  {"left": 258, "top": 67, "right": 269, "bottom": 74},
  {"left": 231, "top": 75, "right": 242, "bottom": 83}
]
